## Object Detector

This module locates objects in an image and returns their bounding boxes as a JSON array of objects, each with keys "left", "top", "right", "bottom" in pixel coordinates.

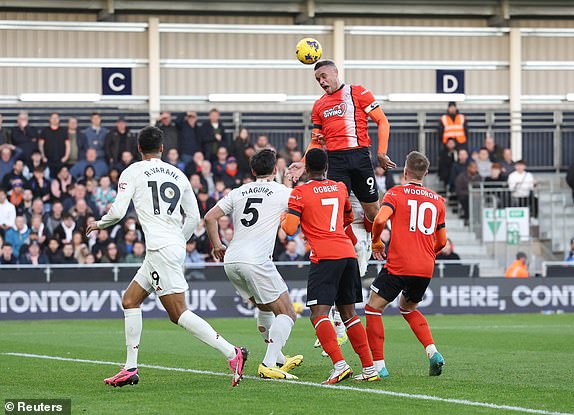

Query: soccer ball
[
  {"left": 296, "top": 38, "right": 322, "bottom": 65},
  {"left": 292, "top": 301, "right": 305, "bottom": 315}
]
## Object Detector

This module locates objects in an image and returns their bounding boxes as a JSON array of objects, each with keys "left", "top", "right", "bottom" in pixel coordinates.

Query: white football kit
[
  {"left": 98, "top": 158, "right": 200, "bottom": 296},
  {"left": 350, "top": 192, "right": 371, "bottom": 277},
  {"left": 217, "top": 179, "right": 291, "bottom": 304}
]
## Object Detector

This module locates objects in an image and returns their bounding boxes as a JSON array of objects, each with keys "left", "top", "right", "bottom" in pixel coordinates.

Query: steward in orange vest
[
  {"left": 439, "top": 102, "right": 468, "bottom": 146},
  {"left": 505, "top": 252, "right": 529, "bottom": 278}
]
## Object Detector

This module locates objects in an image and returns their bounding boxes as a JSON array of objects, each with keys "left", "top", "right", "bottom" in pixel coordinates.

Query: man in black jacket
[
  {"left": 200, "top": 108, "right": 228, "bottom": 161},
  {"left": 105, "top": 117, "right": 138, "bottom": 166},
  {"left": 176, "top": 111, "right": 202, "bottom": 164}
]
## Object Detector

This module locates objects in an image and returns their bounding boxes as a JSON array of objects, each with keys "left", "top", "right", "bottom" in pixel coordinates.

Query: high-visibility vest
[
  {"left": 505, "top": 260, "right": 529, "bottom": 278},
  {"left": 441, "top": 114, "right": 467, "bottom": 144}
]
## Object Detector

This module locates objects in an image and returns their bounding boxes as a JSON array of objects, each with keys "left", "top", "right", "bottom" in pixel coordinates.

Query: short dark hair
[
  {"left": 138, "top": 126, "right": 163, "bottom": 154},
  {"left": 405, "top": 151, "right": 430, "bottom": 180},
  {"left": 305, "top": 148, "right": 328, "bottom": 174},
  {"left": 516, "top": 252, "right": 527, "bottom": 260},
  {"left": 250, "top": 149, "right": 276, "bottom": 176},
  {"left": 516, "top": 159, "right": 527, "bottom": 166},
  {"left": 314, "top": 60, "right": 336, "bottom": 71}
]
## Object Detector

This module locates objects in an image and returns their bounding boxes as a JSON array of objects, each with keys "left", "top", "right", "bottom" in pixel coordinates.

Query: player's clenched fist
[
  {"left": 86, "top": 221, "right": 100, "bottom": 236},
  {"left": 371, "top": 240, "right": 386, "bottom": 261},
  {"left": 211, "top": 244, "right": 227, "bottom": 262}
]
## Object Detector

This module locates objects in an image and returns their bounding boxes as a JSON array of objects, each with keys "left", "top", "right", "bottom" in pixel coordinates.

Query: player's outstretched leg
[
  {"left": 312, "top": 311, "right": 353, "bottom": 384},
  {"left": 104, "top": 281, "right": 148, "bottom": 388},
  {"left": 365, "top": 304, "right": 389, "bottom": 379},
  {"left": 400, "top": 305, "right": 444, "bottom": 376},
  {"left": 162, "top": 293, "right": 248, "bottom": 387},
  {"left": 256, "top": 309, "right": 287, "bottom": 366}
]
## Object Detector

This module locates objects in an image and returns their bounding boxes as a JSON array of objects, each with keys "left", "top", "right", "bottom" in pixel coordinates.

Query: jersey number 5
[
  {"left": 148, "top": 181, "right": 181, "bottom": 215},
  {"left": 321, "top": 197, "right": 339, "bottom": 232},
  {"left": 407, "top": 200, "right": 437, "bottom": 235},
  {"left": 241, "top": 197, "right": 263, "bottom": 227}
]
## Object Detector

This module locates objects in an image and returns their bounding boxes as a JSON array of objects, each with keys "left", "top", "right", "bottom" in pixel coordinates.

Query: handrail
[{"left": 542, "top": 261, "right": 574, "bottom": 277}]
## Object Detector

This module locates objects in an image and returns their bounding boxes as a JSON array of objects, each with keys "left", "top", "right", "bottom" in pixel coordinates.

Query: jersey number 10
[{"left": 407, "top": 199, "right": 437, "bottom": 235}]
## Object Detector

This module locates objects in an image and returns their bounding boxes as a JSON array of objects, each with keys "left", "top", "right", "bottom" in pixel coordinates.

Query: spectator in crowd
[
  {"left": 9, "top": 179, "right": 25, "bottom": 214},
  {"left": 67, "top": 117, "right": 80, "bottom": 164},
  {"left": 196, "top": 188, "right": 216, "bottom": 218},
  {"left": 5, "top": 215, "right": 30, "bottom": 256},
  {"left": 166, "top": 148, "right": 186, "bottom": 172},
  {"left": 278, "top": 240, "right": 303, "bottom": 262},
  {"left": 200, "top": 160, "right": 215, "bottom": 196},
  {"left": 80, "top": 112, "right": 108, "bottom": 162},
  {"left": 455, "top": 162, "right": 481, "bottom": 224},
  {"left": 74, "top": 241, "right": 91, "bottom": 264},
  {"left": 184, "top": 239, "right": 204, "bottom": 264},
  {"left": 60, "top": 242, "right": 78, "bottom": 264},
  {"left": 200, "top": 108, "right": 227, "bottom": 160},
  {"left": 104, "top": 116, "right": 138, "bottom": 166},
  {"left": 108, "top": 167, "right": 120, "bottom": 191},
  {"left": 484, "top": 163, "right": 505, "bottom": 184},
  {"left": 69, "top": 199, "right": 93, "bottom": 232},
  {"left": 25, "top": 197, "right": 44, "bottom": 224},
  {"left": 484, "top": 134, "right": 503, "bottom": 162},
  {"left": 222, "top": 228, "right": 234, "bottom": 247},
  {"left": 94, "top": 176, "right": 116, "bottom": 216},
  {"left": 508, "top": 160, "right": 536, "bottom": 210},
  {"left": 439, "top": 101, "right": 468, "bottom": 149},
  {"left": 565, "top": 238, "right": 574, "bottom": 262},
  {"left": 0, "top": 144, "right": 23, "bottom": 183},
  {"left": 29, "top": 214, "right": 47, "bottom": 246},
  {"left": 39, "top": 112, "right": 69, "bottom": 171},
  {"left": 45, "top": 238, "right": 63, "bottom": 264},
  {"left": 374, "top": 165, "right": 395, "bottom": 196},
  {"left": 220, "top": 156, "right": 243, "bottom": 189},
  {"left": 0, "top": 188, "right": 16, "bottom": 233},
  {"left": 116, "top": 150, "right": 135, "bottom": 173},
  {"left": 436, "top": 238, "right": 460, "bottom": 260},
  {"left": 230, "top": 127, "right": 252, "bottom": 174},
  {"left": 124, "top": 240, "right": 145, "bottom": 263},
  {"left": 176, "top": 111, "right": 201, "bottom": 164},
  {"left": 438, "top": 138, "right": 458, "bottom": 187},
  {"left": 52, "top": 213, "right": 76, "bottom": 244},
  {"left": 0, "top": 113, "right": 10, "bottom": 144},
  {"left": 212, "top": 180, "right": 226, "bottom": 201},
  {"left": 254, "top": 134, "right": 273, "bottom": 152},
  {"left": 70, "top": 148, "right": 109, "bottom": 179},
  {"left": 116, "top": 229, "right": 138, "bottom": 257},
  {"left": 278, "top": 136, "right": 299, "bottom": 163},
  {"left": 11, "top": 112, "right": 38, "bottom": 162},
  {"left": 274, "top": 157, "right": 288, "bottom": 184},
  {"left": 0, "top": 243, "right": 17, "bottom": 264},
  {"left": 18, "top": 189, "right": 34, "bottom": 219},
  {"left": 449, "top": 148, "right": 470, "bottom": 192},
  {"left": 189, "top": 174, "right": 203, "bottom": 196},
  {"left": 28, "top": 165, "right": 51, "bottom": 202},
  {"left": 155, "top": 111, "right": 179, "bottom": 156},
  {"left": 19, "top": 241, "right": 48, "bottom": 265},
  {"left": 45, "top": 201, "right": 64, "bottom": 236},
  {"left": 476, "top": 147, "right": 493, "bottom": 179},
  {"left": 2, "top": 158, "right": 26, "bottom": 193},
  {"left": 193, "top": 220, "right": 211, "bottom": 257},
  {"left": 500, "top": 148, "right": 515, "bottom": 176},
  {"left": 505, "top": 252, "right": 529, "bottom": 278},
  {"left": 213, "top": 146, "right": 229, "bottom": 178},
  {"left": 91, "top": 228, "right": 111, "bottom": 261},
  {"left": 567, "top": 161, "right": 574, "bottom": 201},
  {"left": 100, "top": 242, "right": 121, "bottom": 263},
  {"left": 23, "top": 150, "right": 49, "bottom": 181},
  {"left": 50, "top": 165, "right": 74, "bottom": 204},
  {"left": 185, "top": 151, "right": 204, "bottom": 177}
]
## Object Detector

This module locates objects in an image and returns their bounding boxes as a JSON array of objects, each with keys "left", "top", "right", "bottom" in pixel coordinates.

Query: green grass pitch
[{"left": 1, "top": 314, "right": 573, "bottom": 415}]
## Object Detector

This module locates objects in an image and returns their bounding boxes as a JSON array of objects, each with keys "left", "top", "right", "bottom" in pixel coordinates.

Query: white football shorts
[
  {"left": 224, "top": 260, "right": 288, "bottom": 305},
  {"left": 351, "top": 222, "right": 372, "bottom": 278},
  {"left": 133, "top": 245, "right": 188, "bottom": 297}
]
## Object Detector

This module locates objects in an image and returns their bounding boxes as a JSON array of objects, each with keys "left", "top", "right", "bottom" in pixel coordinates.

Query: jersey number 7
[{"left": 321, "top": 197, "right": 339, "bottom": 232}]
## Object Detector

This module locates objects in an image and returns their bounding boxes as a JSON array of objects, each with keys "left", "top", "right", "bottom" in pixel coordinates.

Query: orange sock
[
  {"left": 400, "top": 308, "right": 434, "bottom": 348},
  {"left": 365, "top": 305, "right": 384, "bottom": 361},
  {"left": 363, "top": 216, "right": 373, "bottom": 233},
  {"left": 313, "top": 315, "right": 344, "bottom": 365},
  {"left": 344, "top": 315, "right": 374, "bottom": 368}
]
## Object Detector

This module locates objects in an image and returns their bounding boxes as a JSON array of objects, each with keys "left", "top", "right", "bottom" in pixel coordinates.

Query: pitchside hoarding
[{"left": 0, "top": 278, "right": 572, "bottom": 320}]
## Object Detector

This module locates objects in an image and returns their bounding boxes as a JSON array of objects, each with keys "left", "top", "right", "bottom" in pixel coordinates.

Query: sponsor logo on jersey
[{"left": 323, "top": 102, "right": 347, "bottom": 118}]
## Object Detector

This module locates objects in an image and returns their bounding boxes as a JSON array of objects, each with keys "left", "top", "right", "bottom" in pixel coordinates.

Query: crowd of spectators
[{"left": 0, "top": 109, "right": 311, "bottom": 265}]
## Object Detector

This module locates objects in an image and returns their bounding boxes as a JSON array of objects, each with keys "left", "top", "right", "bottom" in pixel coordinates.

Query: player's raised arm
[
  {"left": 281, "top": 187, "right": 303, "bottom": 236},
  {"left": 180, "top": 181, "right": 201, "bottom": 242},
  {"left": 88, "top": 170, "right": 135, "bottom": 234}
]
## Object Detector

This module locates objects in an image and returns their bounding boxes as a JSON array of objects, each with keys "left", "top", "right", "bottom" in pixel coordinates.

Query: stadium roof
[{"left": 1, "top": 0, "right": 574, "bottom": 22}]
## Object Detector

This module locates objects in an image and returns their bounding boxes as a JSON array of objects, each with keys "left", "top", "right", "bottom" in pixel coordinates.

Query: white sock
[
  {"left": 334, "top": 360, "right": 348, "bottom": 371},
  {"left": 257, "top": 310, "right": 286, "bottom": 365},
  {"left": 257, "top": 310, "right": 275, "bottom": 342},
  {"left": 177, "top": 310, "right": 236, "bottom": 360},
  {"left": 124, "top": 308, "right": 142, "bottom": 369},
  {"left": 426, "top": 344, "right": 438, "bottom": 359},
  {"left": 332, "top": 309, "right": 346, "bottom": 338},
  {"left": 262, "top": 314, "right": 294, "bottom": 368},
  {"left": 374, "top": 359, "right": 386, "bottom": 372}
]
